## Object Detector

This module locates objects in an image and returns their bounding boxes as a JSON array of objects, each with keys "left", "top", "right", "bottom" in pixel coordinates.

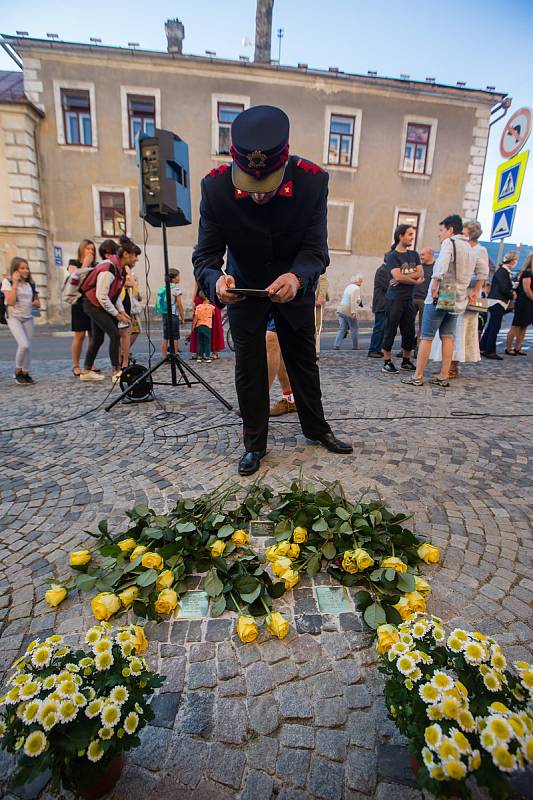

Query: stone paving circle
[{"left": 0, "top": 349, "right": 532, "bottom": 800}]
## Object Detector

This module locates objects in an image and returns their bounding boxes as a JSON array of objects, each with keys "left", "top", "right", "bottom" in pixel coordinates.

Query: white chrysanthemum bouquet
[{"left": 0, "top": 624, "right": 164, "bottom": 794}]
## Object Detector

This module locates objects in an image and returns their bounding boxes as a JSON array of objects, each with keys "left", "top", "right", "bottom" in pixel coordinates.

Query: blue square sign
[{"left": 490, "top": 206, "right": 516, "bottom": 241}]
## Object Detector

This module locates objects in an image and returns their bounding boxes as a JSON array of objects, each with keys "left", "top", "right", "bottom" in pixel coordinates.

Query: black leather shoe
[
  {"left": 484, "top": 353, "right": 504, "bottom": 360},
  {"left": 315, "top": 432, "right": 353, "bottom": 454},
  {"left": 238, "top": 450, "right": 266, "bottom": 476}
]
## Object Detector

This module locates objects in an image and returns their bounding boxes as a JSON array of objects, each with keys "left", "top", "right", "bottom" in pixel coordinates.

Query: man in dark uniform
[{"left": 192, "top": 105, "right": 352, "bottom": 475}]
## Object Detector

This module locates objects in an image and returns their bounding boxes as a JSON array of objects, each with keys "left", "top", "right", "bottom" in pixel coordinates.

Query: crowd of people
[{"left": 1, "top": 218, "right": 531, "bottom": 392}]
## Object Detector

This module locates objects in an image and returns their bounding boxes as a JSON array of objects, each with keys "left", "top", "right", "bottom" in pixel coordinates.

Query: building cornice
[{"left": 1, "top": 34, "right": 507, "bottom": 107}]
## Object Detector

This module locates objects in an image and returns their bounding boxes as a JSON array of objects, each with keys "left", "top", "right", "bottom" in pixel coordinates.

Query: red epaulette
[
  {"left": 206, "top": 164, "right": 231, "bottom": 178},
  {"left": 296, "top": 159, "right": 324, "bottom": 175}
]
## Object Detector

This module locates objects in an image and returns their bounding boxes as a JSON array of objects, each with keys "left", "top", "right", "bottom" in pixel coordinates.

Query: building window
[
  {"left": 128, "top": 95, "right": 156, "bottom": 148},
  {"left": 323, "top": 106, "right": 362, "bottom": 169},
  {"left": 395, "top": 210, "right": 421, "bottom": 249},
  {"left": 328, "top": 200, "right": 354, "bottom": 252},
  {"left": 328, "top": 115, "right": 355, "bottom": 166},
  {"left": 217, "top": 102, "right": 243, "bottom": 155},
  {"left": 61, "top": 89, "right": 92, "bottom": 146},
  {"left": 99, "top": 192, "right": 126, "bottom": 237},
  {"left": 402, "top": 123, "right": 431, "bottom": 173}
]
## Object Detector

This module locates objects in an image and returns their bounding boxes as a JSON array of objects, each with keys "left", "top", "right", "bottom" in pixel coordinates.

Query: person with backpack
[
  {"left": 1, "top": 257, "right": 40, "bottom": 384},
  {"left": 68, "top": 239, "right": 97, "bottom": 376},
  {"left": 79, "top": 235, "right": 140, "bottom": 382},
  {"left": 156, "top": 269, "right": 185, "bottom": 357}
]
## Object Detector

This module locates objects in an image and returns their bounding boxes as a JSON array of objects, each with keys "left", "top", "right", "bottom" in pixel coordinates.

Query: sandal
[
  {"left": 401, "top": 375, "right": 424, "bottom": 386},
  {"left": 211, "top": 353, "right": 219, "bottom": 360},
  {"left": 429, "top": 376, "right": 450, "bottom": 387},
  {"left": 72, "top": 367, "right": 82, "bottom": 376}
]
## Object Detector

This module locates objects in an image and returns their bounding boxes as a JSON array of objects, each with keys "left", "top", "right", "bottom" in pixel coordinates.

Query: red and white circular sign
[{"left": 500, "top": 107, "right": 532, "bottom": 159}]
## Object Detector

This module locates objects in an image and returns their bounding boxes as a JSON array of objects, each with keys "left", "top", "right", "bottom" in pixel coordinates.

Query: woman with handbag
[
  {"left": 480, "top": 251, "right": 518, "bottom": 360},
  {"left": 505, "top": 254, "right": 533, "bottom": 355},
  {"left": 68, "top": 239, "right": 96, "bottom": 376},
  {"left": 428, "top": 221, "right": 489, "bottom": 377},
  {"left": 1, "top": 257, "right": 40, "bottom": 384}
]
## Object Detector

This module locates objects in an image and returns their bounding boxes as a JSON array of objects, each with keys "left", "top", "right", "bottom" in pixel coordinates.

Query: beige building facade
[{"left": 1, "top": 32, "right": 505, "bottom": 322}]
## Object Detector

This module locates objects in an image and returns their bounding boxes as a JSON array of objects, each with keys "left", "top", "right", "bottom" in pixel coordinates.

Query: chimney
[
  {"left": 254, "top": 0, "right": 274, "bottom": 63},
  {"left": 165, "top": 18, "right": 185, "bottom": 54}
]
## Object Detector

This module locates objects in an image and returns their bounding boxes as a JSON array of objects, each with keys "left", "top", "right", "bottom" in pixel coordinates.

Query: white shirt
[
  {"left": 424, "top": 235, "right": 479, "bottom": 312},
  {"left": 1, "top": 278, "right": 33, "bottom": 319},
  {"left": 337, "top": 283, "right": 361, "bottom": 315}
]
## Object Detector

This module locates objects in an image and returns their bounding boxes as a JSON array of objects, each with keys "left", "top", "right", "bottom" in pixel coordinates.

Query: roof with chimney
[{"left": 0, "top": 34, "right": 507, "bottom": 104}]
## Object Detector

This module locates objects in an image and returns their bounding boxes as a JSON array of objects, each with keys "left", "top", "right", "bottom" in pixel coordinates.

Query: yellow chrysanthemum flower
[
  {"left": 464, "top": 641, "right": 488, "bottom": 664},
  {"left": 441, "top": 696, "right": 462, "bottom": 720},
  {"left": 483, "top": 671, "right": 501, "bottom": 692},
  {"left": 492, "top": 745, "right": 516, "bottom": 772},
  {"left": 396, "top": 655, "right": 416, "bottom": 676},
  {"left": 87, "top": 740, "right": 104, "bottom": 762},
  {"left": 41, "top": 711, "right": 58, "bottom": 731},
  {"left": 109, "top": 686, "right": 129, "bottom": 705},
  {"left": 447, "top": 636, "right": 464, "bottom": 653},
  {"left": 431, "top": 671, "right": 454, "bottom": 692},
  {"left": 422, "top": 746, "right": 434, "bottom": 766},
  {"left": 95, "top": 652, "right": 114, "bottom": 671},
  {"left": 59, "top": 700, "right": 78, "bottom": 723},
  {"left": 450, "top": 629, "right": 468, "bottom": 642},
  {"left": 22, "top": 701, "right": 41, "bottom": 725},
  {"left": 470, "top": 750, "right": 481, "bottom": 771},
  {"left": 19, "top": 682, "right": 39, "bottom": 700},
  {"left": 101, "top": 703, "right": 121, "bottom": 727},
  {"left": 438, "top": 739, "right": 460, "bottom": 760},
  {"left": 23, "top": 730, "right": 47, "bottom": 758},
  {"left": 429, "top": 764, "right": 445, "bottom": 781},
  {"left": 424, "top": 723, "right": 442, "bottom": 749},
  {"left": 458, "top": 709, "right": 475, "bottom": 732},
  {"left": 85, "top": 699, "right": 104, "bottom": 719},
  {"left": 443, "top": 759, "right": 467, "bottom": 780},
  {"left": 85, "top": 628, "right": 101, "bottom": 645},
  {"left": 419, "top": 683, "right": 440, "bottom": 703},
  {"left": 57, "top": 679, "right": 77, "bottom": 698},
  {"left": 124, "top": 711, "right": 139, "bottom": 734},
  {"left": 487, "top": 716, "right": 512, "bottom": 742},
  {"left": 452, "top": 730, "right": 471, "bottom": 754},
  {"left": 427, "top": 704, "right": 444, "bottom": 721},
  {"left": 31, "top": 647, "right": 52, "bottom": 668},
  {"left": 99, "top": 727, "right": 114, "bottom": 740},
  {"left": 93, "top": 638, "right": 112, "bottom": 654},
  {"left": 480, "top": 730, "right": 497, "bottom": 752}
]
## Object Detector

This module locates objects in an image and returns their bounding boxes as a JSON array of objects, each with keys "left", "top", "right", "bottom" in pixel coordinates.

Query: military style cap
[{"left": 230, "top": 105, "right": 290, "bottom": 193}]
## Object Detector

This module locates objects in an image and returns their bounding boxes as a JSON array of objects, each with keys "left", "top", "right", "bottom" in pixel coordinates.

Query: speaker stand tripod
[{"left": 105, "top": 220, "right": 233, "bottom": 413}]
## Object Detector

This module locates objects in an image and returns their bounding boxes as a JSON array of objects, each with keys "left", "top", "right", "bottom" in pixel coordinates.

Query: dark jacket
[
  {"left": 192, "top": 156, "right": 329, "bottom": 332},
  {"left": 371, "top": 259, "right": 390, "bottom": 313},
  {"left": 488, "top": 266, "right": 514, "bottom": 303}
]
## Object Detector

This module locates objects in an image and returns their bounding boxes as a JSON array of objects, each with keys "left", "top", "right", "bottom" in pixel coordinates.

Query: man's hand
[
  {"left": 431, "top": 285, "right": 440, "bottom": 299},
  {"left": 117, "top": 312, "right": 130, "bottom": 324},
  {"left": 266, "top": 273, "right": 300, "bottom": 303},
  {"left": 468, "top": 291, "right": 479, "bottom": 306},
  {"left": 216, "top": 274, "right": 243, "bottom": 304}
]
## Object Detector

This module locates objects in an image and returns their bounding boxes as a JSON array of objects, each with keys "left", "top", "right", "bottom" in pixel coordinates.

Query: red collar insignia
[
  {"left": 207, "top": 164, "right": 231, "bottom": 178},
  {"left": 296, "top": 159, "right": 323, "bottom": 175},
  {"left": 234, "top": 187, "right": 249, "bottom": 199},
  {"left": 277, "top": 180, "right": 293, "bottom": 198}
]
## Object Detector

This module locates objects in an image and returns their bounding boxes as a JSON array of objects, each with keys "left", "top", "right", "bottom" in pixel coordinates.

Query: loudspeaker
[{"left": 137, "top": 129, "right": 192, "bottom": 228}]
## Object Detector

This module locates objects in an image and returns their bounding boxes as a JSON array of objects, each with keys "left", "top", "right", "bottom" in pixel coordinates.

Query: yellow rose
[
  {"left": 342, "top": 550, "right": 359, "bottom": 574},
  {"left": 266, "top": 612, "right": 289, "bottom": 640},
  {"left": 417, "top": 543, "right": 440, "bottom": 564},
  {"left": 69, "top": 549, "right": 91, "bottom": 567},
  {"left": 381, "top": 556, "right": 408, "bottom": 573},
  {"left": 414, "top": 576, "right": 431, "bottom": 596},
  {"left": 393, "top": 596, "right": 412, "bottom": 620},
  {"left": 154, "top": 589, "right": 179, "bottom": 616},
  {"left": 282, "top": 568, "right": 300, "bottom": 590},
  {"left": 130, "top": 545, "right": 148, "bottom": 561},
  {"left": 353, "top": 548, "right": 375, "bottom": 571},
  {"left": 287, "top": 543, "right": 300, "bottom": 559},
  {"left": 118, "top": 586, "right": 139, "bottom": 608},
  {"left": 156, "top": 570, "right": 174, "bottom": 591},
  {"left": 91, "top": 592, "right": 121, "bottom": 621},
  {"left": 275, "top": 541, "right": 291, "bottom": 557},
  {"left": 406, "top": 591, "right": 427, "bottom": 614},
  {"left": 293, "top": 527, "right": 308, "bottom": 544},
  {"left": 376, "top": 624, "right": 400, "bottom": 655},
  {"left": 131, "top": 625, "right": 148, "bottom": 654},
  {"left": 265, "top": 545, "right": 278, "bottom": 562},
  {"left": 236, "top": 615, "right": 258, "bottom": 643},
  {"left": 45, "top": 585, "right": 67, "bottom": 608},
  {"left": 231, "top": 529, "right": 250, "bottom": 547},
  {"left": 117, "top": 538, "right": 137, "bottom": 552},
  {"left": 210, "top": 540, "right": 226, "bottom": 558},
  {"left": 272, "top": 557, "right": 292, "bottom": 577},
  {"left": 141, "top": 552, "right": 164, "bottom": 571}
]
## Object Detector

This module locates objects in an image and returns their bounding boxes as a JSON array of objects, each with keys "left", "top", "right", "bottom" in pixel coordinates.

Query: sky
[{"left": 1, "top": 0, "right": 532, "bottom": 244}]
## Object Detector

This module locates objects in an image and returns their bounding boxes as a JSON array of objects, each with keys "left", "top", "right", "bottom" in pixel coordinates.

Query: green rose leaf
[
  {"left": 267, "top": 581, "right": 286, "bottom": 599},
  {"left": 321, "top": 541, "right": 337, "bottom": 560},
  {"left": 369, "top": 568, "right": 384, "bottom": 582},
  {"left": 210, "top": 593, "right": 226, "bottom": 617},
  {"left": 384, "top": 567, "right": 397, "bottom": 582},
  {"left": 175, "top": 522, "right": 196, "bottom": 534},
  {"left": 234, "top": 575, "right": 260, "bottom": 594},
  {"left": 307, "top": 554, "right": 322, "bottom": 577},
  {"left": 97, "top": 519, "right": 109, "bottom": 536},
  {"left": 76, "top": 574, "right": 97, "bottom": 592},
  {"left": 132, "top": 504, "right": 150, "bottom": 518},
  {"left": 204, "top": 568, "right": 224, "bottom": 597},
  {"left": 240, "top": 585, "right": 262, "bottom": 604},
  {"left": 183, "top": 500, "right": 195, "bottom": 510},
  {"left": 312, "top": 517, "right": 328, "bottom": 532},
  {"left": 136, "top": 569, "right": 158, "bottom": 587},
  {"left": 99, "top": 544, "right": 121, "bottom": 558},
  {"left": 384, "top": 604, "right": 403, "bottom": 625},
  {"left": 363, "top": 602, "right": 386, "bottom": 629},
  {"left": 353, "top": 590, "right": 372, "bottom": 610},
  {"left": 396, "top": 572, "right": 416, "bottom": 593},
  {"left": 212, "top": 514, "right": 225, "bottom": 525},
  {"left": 144, "top": 527, "right": 164, "bottom": 540},
  {"left": 335, "top": 507, "right": 350, "bottom": 521},
  {"left": 217, "top": 524, "right": 235, "bottom": 539},
  {"left": 315, "top": 491, "right": 333, "bottom": 507}
]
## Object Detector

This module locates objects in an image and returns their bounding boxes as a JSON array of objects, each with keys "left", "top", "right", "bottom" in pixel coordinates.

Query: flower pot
[
  {"left": 410, "top": 754, "right": 421, "bottom": 777},
  {"left": 76, "top": 755, "right": 125, "bottom": 800}
]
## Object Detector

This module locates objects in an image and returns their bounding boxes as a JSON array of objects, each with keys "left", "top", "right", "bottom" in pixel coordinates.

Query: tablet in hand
[{"left": 226, "top": 288, "right": 269, "bottom": 298}]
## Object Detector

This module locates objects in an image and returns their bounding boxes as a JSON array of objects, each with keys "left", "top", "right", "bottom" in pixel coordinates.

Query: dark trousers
[
  {"left": 196, "top": 325, "right": 211, "bottom": 358},
  {"left": 382, "top": 297, "right": 416, "bottom": 353},
  {"left": 82, "top": 298, "right": 120, "bottom": 369},
  {"left": 368, "top": 311, "right": 385, "bottom": 353},
  {"left": 231, "top": 311, "right": 331, "bottom": 451},
  {"left": 480, "top": 303, "right": 506, "bottom": 355}
]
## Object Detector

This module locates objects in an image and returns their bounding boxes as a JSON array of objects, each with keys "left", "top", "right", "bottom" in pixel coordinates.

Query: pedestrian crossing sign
[
  {"left": 492, "top": 150, "right": 528, "bottom": 211},
  {"left": 490, "top": 205, "right": 516, "bottom": 240}
]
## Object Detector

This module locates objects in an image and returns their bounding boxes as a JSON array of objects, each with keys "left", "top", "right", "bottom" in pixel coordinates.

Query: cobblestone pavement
[{"left": 0, "top": 349, "right": 532, "bottom": 800}]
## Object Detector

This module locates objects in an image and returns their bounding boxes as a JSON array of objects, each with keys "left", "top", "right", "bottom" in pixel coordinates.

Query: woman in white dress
[{"left": 430, "top": 221, "right": 489, "bottom": 377}]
